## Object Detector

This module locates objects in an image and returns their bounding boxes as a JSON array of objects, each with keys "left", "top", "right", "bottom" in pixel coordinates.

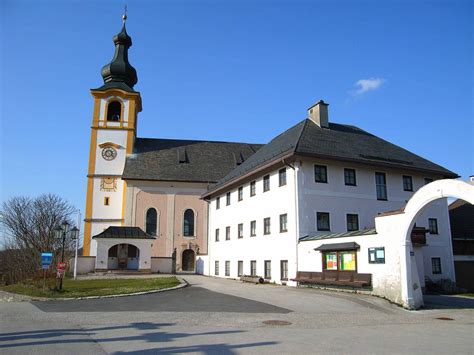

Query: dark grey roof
[
  {"left": 314, "top": 242, "right": 360, "bottom": 251},
  {"left": 299, "top": 228, "right": 377, "bottom": 242},
  {"left": 204, "top": 119, "right": 457, "bottom": 196},
  {"left": 122, "top": 138, "right": 263, "bottom": 183},
  {"left": 97, "top": 24, "right": 138, "bottom": 92},
  {"left": 92, "top": 226, "right": 155, "bottom": 240}
]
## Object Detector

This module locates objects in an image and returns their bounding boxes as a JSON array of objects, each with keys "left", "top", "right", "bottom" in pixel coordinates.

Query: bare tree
[{"left": 0, "top": 194, "right": 76, "bottom": 285}]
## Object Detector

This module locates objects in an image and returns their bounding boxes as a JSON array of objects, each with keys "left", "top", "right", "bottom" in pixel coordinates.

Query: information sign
[{"left": 41, "top": 252, "right": 53, "bottom": 270}]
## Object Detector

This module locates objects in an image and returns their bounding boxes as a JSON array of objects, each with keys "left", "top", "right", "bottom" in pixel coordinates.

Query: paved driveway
[{"left": 1, "top": 275, "right": 473, "bottom": 354}]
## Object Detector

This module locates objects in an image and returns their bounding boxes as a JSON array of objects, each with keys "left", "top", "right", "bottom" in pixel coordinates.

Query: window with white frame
[
  {"left": 375, "top": 172, "right": 388, "bottom": 200},
  {"left": 226, "top": 226, "right": 230, "bottom": 240},
  {"left": 317, "top": 212, "right": 330, "bottom": 231},
  {"left": 238, "top": 186, "right": 243, "bottom": 201},
  {"left": 279, "top": 168, "right": 287, "bottom": 186},
  {"left": 216, "top": 197, "right": 220, "bottom": 210},
  {"left": 403, "top": 175, "right": 413, "bottom": 191},
  {"left": 346, "top": 214, "right": 359, "bottom": 232},
  {"left": 238, "top": 260, "right": 243, "bottom": 277},
  {"left": 263, "top": 174, "right": 270, "bottom": 192},
  {"left": 280, "top": 260, "right": 288, "bottom": 280},
  {"left": 344, "top": 168, "right": 356, "bottom": 186},
  {"left": 238, "top": 223, "right": 243, "bottom": 238},
  {"left": 264, "top": 260, "right": 271, "bottom": 279},
  {"left": 264, "top": 217, "right": 271, "bottom": 235},
  {"left": 314, "top": 165, "right": 328, "bottom": 183},
  {"left": 215, "top": 228, "right": 219, "bottom": 242},
  {"left": 250, "top": 220, "right": 256, "bottom": 236},
  {"left": 215, "top": 261, "right": 219, "bottom": 275},
  {"left": 225, "top": 261, "right": 230, "bottom": 276},
  {"left": 250, "top": 181, "right": 256, "bottom": 196},
  {"left": 250, "top": 260, "right": 257, "bottom": 276},
  {"left": 428, "top": 218, "right": 439, "bottom": 234},
  {"left": 431, "top": 257, "right": 442, "bottom": 274},
  {"left": 280, "top": 213, "right": 288, "bottom": 232},
  {"left": 226, "top": 192, "right": 231, "bottom": 206}
]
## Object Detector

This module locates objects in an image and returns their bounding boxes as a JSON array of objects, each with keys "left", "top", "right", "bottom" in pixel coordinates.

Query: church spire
[{"left": 99, "top": 8, "right": 138, "bottom": 92}]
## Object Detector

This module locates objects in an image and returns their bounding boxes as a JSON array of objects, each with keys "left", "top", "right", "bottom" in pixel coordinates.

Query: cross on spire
[{"left": 122, "top": 5, "right": 128, "bottom": 24}]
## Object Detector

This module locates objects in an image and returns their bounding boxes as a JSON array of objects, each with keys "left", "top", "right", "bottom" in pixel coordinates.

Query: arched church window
[
  {"left": 107, "top": 101, "right": 122, "bottom": 122},
  {"left": 146, "top": 208, "right": 157, "bottom": 236},
  {"left": 183, "top": 209, "right": 195, "bottom": 236}
]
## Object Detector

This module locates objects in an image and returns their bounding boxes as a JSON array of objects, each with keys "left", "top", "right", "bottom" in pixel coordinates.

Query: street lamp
[{"left": 54, "top": 221, "right": 79, "bottom": 290}]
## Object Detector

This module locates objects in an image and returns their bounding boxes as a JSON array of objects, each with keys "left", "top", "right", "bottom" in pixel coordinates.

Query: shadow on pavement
[
  {"left": 423, "top": 295, "right": 474, "bottom": 309},
  {"left": 0, "top": 321, "right": 278, "bottom": 353}
]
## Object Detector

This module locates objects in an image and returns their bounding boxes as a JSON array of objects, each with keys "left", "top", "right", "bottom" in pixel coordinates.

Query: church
[{"left": 81, "top": 18, "right": 463, "bottom": 307}]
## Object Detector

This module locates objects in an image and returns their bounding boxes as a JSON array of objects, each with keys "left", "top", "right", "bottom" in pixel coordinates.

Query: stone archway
[
  {"left": 182, "top": 249, "right": 196, "bottom": 272},
  {"left": 399, "top": 180, "right": 474, "bottom": 309}
]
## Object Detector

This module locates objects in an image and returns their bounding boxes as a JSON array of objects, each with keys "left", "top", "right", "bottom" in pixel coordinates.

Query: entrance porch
[{"left": 93, "top": 226, "right": 155, "bottom": 272}]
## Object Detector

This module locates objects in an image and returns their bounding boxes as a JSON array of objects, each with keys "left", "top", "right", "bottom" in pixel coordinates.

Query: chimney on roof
[{"left": 308, "top": 100, "right": 329, "bottom": 128}]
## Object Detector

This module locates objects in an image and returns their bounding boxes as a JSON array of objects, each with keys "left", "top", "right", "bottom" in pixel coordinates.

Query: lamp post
[
  {"left": 72, "top": 210, "right": 81, "bottom": 280},
  {"left": 54, "top": 221, "right": 79, "bottom": 290}
]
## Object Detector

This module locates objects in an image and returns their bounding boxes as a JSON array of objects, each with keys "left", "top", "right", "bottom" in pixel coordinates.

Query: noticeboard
[{"left": 41, "top": 252, "right": 53, "bottom": 270}]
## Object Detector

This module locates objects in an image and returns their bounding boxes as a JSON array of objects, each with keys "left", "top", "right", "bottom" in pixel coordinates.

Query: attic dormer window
[
  {"left": 178, "top": 148, "right": 189, "bottom": 164},
  {"left": 107, "top": 101, "right": 122, "bottom": 122}
]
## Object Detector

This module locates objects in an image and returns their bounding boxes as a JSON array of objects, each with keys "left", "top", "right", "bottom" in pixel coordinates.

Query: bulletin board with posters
[{"left": 323, "top": 251, "right": 357, "bottom": 271}]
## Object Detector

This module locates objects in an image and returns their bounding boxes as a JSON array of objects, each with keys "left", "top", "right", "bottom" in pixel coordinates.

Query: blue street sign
[{"left": 41, "top": 252, "right": 53, "bottom": 269}]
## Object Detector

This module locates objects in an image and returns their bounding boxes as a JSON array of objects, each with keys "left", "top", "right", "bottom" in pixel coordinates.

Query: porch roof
[
  {"left": 314, "top": 242, "right": 360, "bottom": 251},
  {"left": 299, "top": 228, "right": 377, "bottom": 242},
  {"left": 92, "top": 226, "right": 155, "bottom": 240}
]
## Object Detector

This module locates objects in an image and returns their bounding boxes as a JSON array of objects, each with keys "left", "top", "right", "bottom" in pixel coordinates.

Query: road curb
[{"left": 1, "top": 276, "right": 188, "bottom": 302}]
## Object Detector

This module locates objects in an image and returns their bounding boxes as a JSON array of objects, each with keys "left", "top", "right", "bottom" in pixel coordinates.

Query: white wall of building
[{"left": 207, "top": 166, "right": 299, "bottom": 284}]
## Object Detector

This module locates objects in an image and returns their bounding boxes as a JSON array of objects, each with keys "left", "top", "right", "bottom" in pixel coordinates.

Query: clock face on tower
[{"left": 102, "top": 147, "right": 117, "bottom": 161}]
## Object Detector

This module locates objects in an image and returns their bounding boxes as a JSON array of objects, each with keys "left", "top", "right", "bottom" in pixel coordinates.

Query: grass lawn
[
  {"left": 459, "top": 293, "right": 474, "bottom": 298},
  {"left": 0, "top": 277, "right": 180, "bottom": 298}
]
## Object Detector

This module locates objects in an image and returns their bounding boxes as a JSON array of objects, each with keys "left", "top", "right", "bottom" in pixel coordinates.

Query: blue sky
[{"left": 1, "top": 0, "right": 473, "bottom": 220}]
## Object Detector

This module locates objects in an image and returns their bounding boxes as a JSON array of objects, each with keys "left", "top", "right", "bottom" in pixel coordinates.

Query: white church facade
[{"left": 79, "top": 19, "right": 472, "bottom": 309}]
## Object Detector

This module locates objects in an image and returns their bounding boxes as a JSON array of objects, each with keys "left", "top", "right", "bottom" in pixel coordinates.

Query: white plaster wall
[
  {"left": 92, "top": 178, "right": 125, "bottom": 221},
  {"left": 95, "top": 130, "right": 129, "bottom": 175},
  {"left": 207, "top": 166, "right": 298, "bottom": 284},
  {"left": 151, "top": 257, "right": 172, "bottom": 273},
  {"left": 297, "top": 158, "right": 446, "bottom": 236},
  {"left": 296, "top": 158, "right": 454, "bottom": 282},
  {"left": 89, "top": 221, "right": 122, "bottom": 256},
  {"left": 297, "top": 230, "right": 402, "bottom": 303},
  {"left": 95, "top": 238, "right": 153, "bottom": 270}
]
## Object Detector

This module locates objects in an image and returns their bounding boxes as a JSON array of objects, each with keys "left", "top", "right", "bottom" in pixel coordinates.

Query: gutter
[{"left": 202, "top": 151, "right": 295, "bottom": 199}]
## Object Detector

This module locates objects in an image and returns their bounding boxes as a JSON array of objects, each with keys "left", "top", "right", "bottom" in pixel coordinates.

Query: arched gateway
[{"left": 385, "top": 179, "right": 474, "bottom": 309}]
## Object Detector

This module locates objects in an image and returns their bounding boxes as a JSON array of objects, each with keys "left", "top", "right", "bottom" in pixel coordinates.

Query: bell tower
[{"left": 83, "top": 12, "right": 142, "bottom": 256}]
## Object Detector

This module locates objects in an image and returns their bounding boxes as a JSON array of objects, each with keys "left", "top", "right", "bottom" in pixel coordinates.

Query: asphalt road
[{"left": 1, "top": 275, "right": 473, "bottom": 354}]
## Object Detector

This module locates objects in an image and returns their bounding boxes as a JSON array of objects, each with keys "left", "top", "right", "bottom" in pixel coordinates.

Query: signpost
[{"left": 41, "top": 253, "right": 53, "bottom": 292}]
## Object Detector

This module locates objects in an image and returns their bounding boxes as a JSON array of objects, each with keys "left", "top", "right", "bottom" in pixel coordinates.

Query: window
[
  {"left": 238, "top": 261, "right": 243, "bottom": 277},
  {"left": 215, "top": 261, "right": 219, "bottom": 275},
  {"left": 226, "top": 226, "right": 230, "bottom": 240},
  {"left": 323, "top": 250, "right": 356, "bottom": 271},
  {"left": 368, "top": 247, "right": 385, "bottom": 264},
  {"left": 280, "top": 214, "right": 288, "bottom": 233},
  {"left": 215, "top": 228, "right": 220, "bottom": 242},
  {"left": 403, "top": 175, "right": 413, "bottom": 191},
  {"left": 250, "top": 181, "right": 256, "bottom": 196},
  {"left": 263, "top": 175, "right": 270, "bottom": 192},
  {"left": 375, "top": 172, "right": 388, "bottom": 200},
  {"left": 428, "top": 218, "right": 439, "bottom": 234},
  {"left": 264, "top": 260, "right": 271, "bottom": 279},
  {"left": 346, "top": 214, "right": 359, "bottom": 232},
  {"left": 344, "top": 168, "right": 356, "bottom": 186},
  {"left": 279, "top": 168, "right": 287, "bottom": 186},
  {"left": 280, "top": 260, "right": 288, "bottom": 280},
  {"left": 107, "top": 101, "right": 121, "bottom": 121},
  {"left": 314, "top": 165, "right": 328, "bottom": 183},
  {"left": 238, "top": 186, "right": 243, "bottom": 201},
  {"left": 238, "top": 223, "right": 243, "bottom": 238},
  {"left": 317, "top": 212, "right": 330, "bottom": 231},
  {"left": 225, "top": 261, "right": 230, "bottom": 276},
  {"left": 250, "top": 260, "right": 257, "bottom": 276},
  {"left": 104, "top": 197, "right": 110, "bottom": 206},
  {"left": 146, "top": 208, "right": 157, "bottom": 235},
  {"left": 250, "top": 220, "right": 256, "bottom": 237},
  {"left": 431, "top": 257, "right": 442, "bottom": 274},
  {"left": 424, "top": 177, "right": 433, "bottom": 185},
  {"left": 226, "top": 192, "right": 231, "bottom": 206},
  {"left": 216, "top": 197, "right": 220, "bottom": 210},
  {"left": 264, "top": 217, "right": 271, "bottom": 235},
  {"left": 183, "top": 209, "right": 195, "bottom": 236}
]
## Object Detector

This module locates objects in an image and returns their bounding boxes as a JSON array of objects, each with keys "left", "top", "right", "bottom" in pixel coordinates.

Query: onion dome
[{"left": 99, "top": 20, "right": 138, "bottom": 92}]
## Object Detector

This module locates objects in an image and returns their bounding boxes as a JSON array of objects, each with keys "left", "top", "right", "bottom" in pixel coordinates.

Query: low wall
[
  {"left": 69, "top": 256, "right": 96, "bottom": 274},
  {"left": 151, "top": 257, "right": 172, "bottom": 273}
]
